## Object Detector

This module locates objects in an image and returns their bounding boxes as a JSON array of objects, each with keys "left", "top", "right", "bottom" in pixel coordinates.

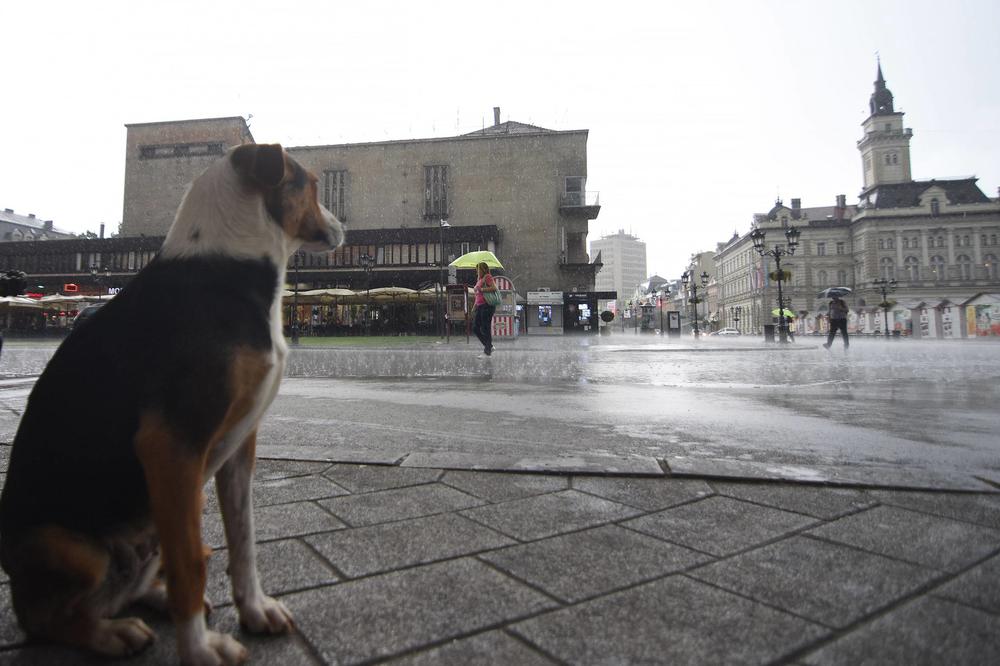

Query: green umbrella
[
  {"left": 449, "top": 250, "right": 504, "bottom": 269},
  {"left": 771, "top": 308, "right": 796, "bottom": 318}
]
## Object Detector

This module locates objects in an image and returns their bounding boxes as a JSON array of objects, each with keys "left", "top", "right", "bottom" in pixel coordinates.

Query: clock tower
[{"left": 857, "top": 60, "right": 913, "bottom": 191}]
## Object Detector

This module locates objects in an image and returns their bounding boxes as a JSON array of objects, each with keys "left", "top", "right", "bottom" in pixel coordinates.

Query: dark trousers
[
  {"left": 826, "top": 318, "right": 849, "bottom": 348},
  {"left": 472, "top": 304, "right": 495, "bottom": 351}
]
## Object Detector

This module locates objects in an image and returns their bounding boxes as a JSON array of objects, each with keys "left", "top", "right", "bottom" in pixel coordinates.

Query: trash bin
[{"left": 763, "top": 324, "right": 776, "bottom": 342}]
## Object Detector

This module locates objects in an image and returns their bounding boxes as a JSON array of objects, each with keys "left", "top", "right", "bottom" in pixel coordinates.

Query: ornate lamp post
[
  {"left": 291, "top": 252, "right": 301, "bottom": 345},
  {"left": 681, "top": 270, "right": 709, "bottom": 338},
  {"left": 360, "top": 253, "right": 376, "bottom": 335},
  {"left": 657, "top": 286, "right": 671, "bottom": 334},
  {"left": 731, "top": 305, "right": 742, "bottom": 333},
  {"left": 89, "top": 264, "right": 110, "bottom": 300},
  {"left": 872, "top": 277, "right": 897, "bottom": 338},
  {"left": 437, "top": 218, "right": 450, "bottom": 338},
  {"left": 749, "top": 225, "right": 800, "bottom": 343}
]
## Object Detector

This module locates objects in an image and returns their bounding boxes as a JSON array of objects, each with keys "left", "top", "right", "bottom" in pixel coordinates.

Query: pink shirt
[{"left": 474, "top": 274, "right": 495, "bottom": 306}]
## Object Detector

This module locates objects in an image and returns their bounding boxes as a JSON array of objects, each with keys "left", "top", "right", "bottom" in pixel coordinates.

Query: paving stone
[
  {"left": 202, "top": 500, "right": 346, "bottom": 549},
  {"left": 460, "top": 489, "right": 641, "bottom": 541},
  {"left": 257, "top": 443, "right": 406, "bottom": 466},
  {"left": 403, "top": 451, "right": 664, "bottom": 475},
  {"left": 870, "top": 489, "right": 1000, "bottom": 530},
  {"left": 0, "top": 584, "right": 25, "bottom": 647},
  {"left": 802, "top": 596, "right": 1000, "bottom": 665},
  {"left": 0, "top": 605, "right": 315, "bottom": 665},
  {"left": 808, "top": 505, "right": 1000, "bottom": 572},
  {"left": 253, "top": 458, "right": 331, "bottom": 481},
  {"left": 481, "top": 524, "right": 710, "bottom": 603},
  {"left": 623, "top": 495, "right": 817, "bottom": 556},
  {"left": 573, "top": 476, "right": 713, "bottom": 511},
  {"left": 933, "top": 553, "right": 1000, "bottom": 614},
  {"left": 307, "top": 512, "right": 515, "bottom": 578},
  {"left": 319, "top": 483, "right": 484, "bottom": 527},
  {"left": 388, "top": 630, "right": 557, "bottom": 665},
  {"left": 286, "top": 557, "right": 556, "bottom": 664},
  {"left": 441, "top": 470, "right": 568, "bottom": 503},
  {"left": 513, "top": 575, "right": 826, "bottom": 665},
  {"left": 206, "top": 539, "right": 340, "bottom": 607},
  {"left": 712, "top": 481, "right": 875, "bottom": 519},
  {"left": 690, "top": 535, "right": 940, "bottom": 628},
  {"left": 253, "top": 474, "right": 349, "bottom": 506},
  {"left": 322, "top": 463, "right": 441, "bottom": 493}
]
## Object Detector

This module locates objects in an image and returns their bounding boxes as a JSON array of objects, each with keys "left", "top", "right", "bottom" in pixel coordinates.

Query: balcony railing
[{"left": 559, "top": 191, "right": 600, "bottom": 207}]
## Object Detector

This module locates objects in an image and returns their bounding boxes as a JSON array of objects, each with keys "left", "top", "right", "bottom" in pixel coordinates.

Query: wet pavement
[{"left": 0, "top": 334, "right": 998, "bottom": 663}]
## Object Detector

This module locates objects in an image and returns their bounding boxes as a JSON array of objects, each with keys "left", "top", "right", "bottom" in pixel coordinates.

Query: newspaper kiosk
[{"left": 491, "top": 275, "right": 518, "bottom": 340}]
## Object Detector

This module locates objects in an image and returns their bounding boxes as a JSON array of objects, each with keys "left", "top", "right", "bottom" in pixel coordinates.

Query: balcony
[{"left": 559, "top": 191, "right": 601, "bottom": 219}]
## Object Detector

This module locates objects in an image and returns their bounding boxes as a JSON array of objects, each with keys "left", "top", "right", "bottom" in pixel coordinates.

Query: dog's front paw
[
  {"left": 179, "top": 630, "right": 248, "bottom": 666},
  {"left": 88, "top": 617, "right": 156, "bottom": 657},
  {"left": 238, "top": 595, "right": 294, "bottom": 634}
]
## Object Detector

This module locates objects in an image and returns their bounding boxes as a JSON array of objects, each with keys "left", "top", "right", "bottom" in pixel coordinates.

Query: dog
[{"left": 0, "top": 144, "right": 343, "bottom": 664}]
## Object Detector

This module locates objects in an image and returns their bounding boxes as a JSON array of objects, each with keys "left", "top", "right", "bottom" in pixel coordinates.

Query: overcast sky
[{"left": 4, "top": 0, "right": 998, "bottom": 280}]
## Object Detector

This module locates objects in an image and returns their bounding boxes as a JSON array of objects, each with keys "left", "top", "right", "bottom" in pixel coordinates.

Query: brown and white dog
[{"left": 0, "top": 144, "right": 343, "bottom": 664}]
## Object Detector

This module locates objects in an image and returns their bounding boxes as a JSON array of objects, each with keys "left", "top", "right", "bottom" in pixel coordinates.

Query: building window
[
  {"left": 930, "top": 255, "right": 946, "bottom": 280},
  {"left": 892, "top": 153, "right": 898, "bottom": 165},
  {"left": 816, "top": 242, "right": 826, "bottom": 256},
  {"left": 957, "top": 255, "right": 972, "bottom": 280},
  {"left": 885, "top": 154, "right": 891, "bottom": 166},
  {"left": 817, "top": 270, "right": 828, "bottom": 286},
  {"left": 837, "top": 270, "right": 847, "bottom": 285},
  {"left": 885, "top": 237, "right": 894, "bottom": 249},
  {"left": 877, "top": 239, "right": 884, "bottom": 250},
  {"left": 564, "top": 177, "right": 585, "bottom": 205},
  {"left": 424, "top": 165, "right": 449, "bottom": 219},
  {"left": 986, "top": 254, "right": 999, "bottom": 280},
  {"left": 904, "top": 256, "right": 919, "bottom": 280},
  {"left": 930, "top": 198, "right": 940, "bottom": 216},
  {"left": 879, "top": 257, "right": 895, "bottom": 280},
  {"left": 323, "top": 170, "right": 347, "bottom": 220},
  {"left": 836, "top": 242, "right": 845, "bottom": 255}
]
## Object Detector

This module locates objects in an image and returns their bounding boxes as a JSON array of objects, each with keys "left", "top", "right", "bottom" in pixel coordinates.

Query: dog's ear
[{"left": 231, "top": 144, "right": 286, "bottom": 189}]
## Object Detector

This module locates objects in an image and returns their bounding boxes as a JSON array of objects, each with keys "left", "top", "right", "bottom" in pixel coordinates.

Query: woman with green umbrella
[{"left": 471, "top": 261, "right": 500, "bottom": 356}]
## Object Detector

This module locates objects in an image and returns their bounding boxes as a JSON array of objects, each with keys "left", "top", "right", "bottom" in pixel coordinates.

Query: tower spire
[{"left": 869, "top": 57, "right": 894, "bottom": 116}]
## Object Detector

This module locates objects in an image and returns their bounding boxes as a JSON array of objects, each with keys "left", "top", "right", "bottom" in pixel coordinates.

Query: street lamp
[
  {"left": 89, "top": 264, "right": 110, "bottom": 300},
  {"left": 360, "top": 253, "right": 376, "bottom": 335},
  {"left": 681, "top": 270, "right": 709, "bottom": 338},
  {"left": 872, "top": 277, "right": 897, "bottom": 338},
  {"left": 749, "top": 225, "right": 800, "bottom": 343},
  {"left": 731, "top": 305, "right": 742, "bottom": 333},
  {"left": 437, "top": 218, "right": 450, "bottom": 337},
  {"left": 657, "top": 286, "right": 671, "bottom": 334},
  {"left": 291, "top": 252, "right": 301, "bottom": 345}
]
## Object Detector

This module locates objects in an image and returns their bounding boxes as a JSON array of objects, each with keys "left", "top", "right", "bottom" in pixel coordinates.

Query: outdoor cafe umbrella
[
  {"left": 448, "top": 250, "right": 503, "bottom": 269},
  {"left": 771, "top": 308, "right": 796, "bottom": 318},
  {"left": 817, "top": 286, "right": 853, "bottom": 299}
]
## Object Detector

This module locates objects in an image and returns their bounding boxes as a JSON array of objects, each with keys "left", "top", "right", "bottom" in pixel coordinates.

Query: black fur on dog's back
[{"left": 0, "top": 254, "right": 278, "bottom": 541}]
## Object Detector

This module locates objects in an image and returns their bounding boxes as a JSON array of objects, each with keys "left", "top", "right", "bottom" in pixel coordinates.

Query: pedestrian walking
[
  {"left": 471, "top": 261, "right": 498, "bottom": 356},
  {"left": 785, "top": 315, "right": 795, "bottom": 342},
  {"left": 823, "top": 295, "right": 850, "bottom": 350}
]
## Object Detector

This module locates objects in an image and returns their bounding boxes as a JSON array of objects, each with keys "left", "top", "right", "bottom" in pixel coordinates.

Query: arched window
[
  {"left": 986, "top": 254, "right": 999, "bottom": 280},
  {"left": 817, "top": 270, "right": 828, "bottom": 286},
  {"left": 879, "top": 257, "right": 895, "bottom": 280},
  {"left": 930, "top": 198, "right": 940, "bottom": 216},
  {"left": 930, "top": 255, "right": 946, "bottom": 281},
  {"left": 956, "top": 255, "right": 972, "bottom": 280},
  {"left": 904, "top": 256, "right": 920, "bottom": 280}
]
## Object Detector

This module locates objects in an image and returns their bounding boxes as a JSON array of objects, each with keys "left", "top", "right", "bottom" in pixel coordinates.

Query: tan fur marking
[{"left": 209, "top": 348, "right": 272, "bottom": 447}]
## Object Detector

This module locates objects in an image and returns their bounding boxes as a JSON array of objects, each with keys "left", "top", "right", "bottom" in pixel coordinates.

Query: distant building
[
  {"left": 0, "top": 208, "right": 75, "bottom": 242},
  {"left": 590, "top": 230, "right": 646, "bottom": 312}
]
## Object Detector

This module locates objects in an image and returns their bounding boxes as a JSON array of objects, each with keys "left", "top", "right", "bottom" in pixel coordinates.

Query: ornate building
[{"left": 715, "top": 63, "right": 1000, "bottom": 337}]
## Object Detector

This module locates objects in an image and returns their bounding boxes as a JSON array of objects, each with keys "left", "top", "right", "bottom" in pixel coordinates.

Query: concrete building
[
  {"left": 714, "top": 63, "right": 1000, "bottom": 338},
  {"left": 589, "top": 230, "right": 646, "bottom": 314}
]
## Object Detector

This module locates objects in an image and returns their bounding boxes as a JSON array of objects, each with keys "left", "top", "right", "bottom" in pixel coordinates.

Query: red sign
[{"left": 64, "top": 283, "right": 79, "bottom": 293}]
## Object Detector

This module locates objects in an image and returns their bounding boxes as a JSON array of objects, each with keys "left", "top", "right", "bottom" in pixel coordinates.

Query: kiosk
[
  {"left": 445, "top": 283, "right": 470, "bottom": 342},
  {"left": 491, "top": 275, "right": 518, "bottom": 340}
]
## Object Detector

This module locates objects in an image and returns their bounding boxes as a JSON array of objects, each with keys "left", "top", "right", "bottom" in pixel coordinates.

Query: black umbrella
[{"left": 817, "top": 287, "right": 852, "bottom": 299}]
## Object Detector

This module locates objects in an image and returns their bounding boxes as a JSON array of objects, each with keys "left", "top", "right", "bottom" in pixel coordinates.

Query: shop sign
[{"left": 527, "top": 291, "right": 563, "bottom": 305}]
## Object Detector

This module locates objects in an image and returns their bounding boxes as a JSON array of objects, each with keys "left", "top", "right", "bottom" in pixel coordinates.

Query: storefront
[{"left": 525, "top": 290, "right": 563, "bottom": 335}]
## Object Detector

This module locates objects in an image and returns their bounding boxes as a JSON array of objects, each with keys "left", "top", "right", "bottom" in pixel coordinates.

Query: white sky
[{"left": 3, "top": 0, "right": 999, "bottom": 280}]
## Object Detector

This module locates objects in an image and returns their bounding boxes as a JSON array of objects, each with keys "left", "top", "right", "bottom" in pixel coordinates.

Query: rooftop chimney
[
  {"left": 3, "top": 208, "right": 12, "bottom": 214},
  {"left": 44, "top": 220, "right": 53, "bottom": 231},
  {"left": 99, "top": 223, "right": 105, "bottom": 239},
  {"left": 791, "top": 198, "right": 801, "bottom": 210},
  {"left": 835, "top": 194, "right": 847, "bottom": 222},
  {"left": 493, "top": 107, "right": 501, "bottom": 126},
  {"left": 28, "top": 213, "right": 36, "bottom": 219}
]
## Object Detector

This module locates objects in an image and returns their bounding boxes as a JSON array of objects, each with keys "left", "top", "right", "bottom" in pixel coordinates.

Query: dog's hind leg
[
  {"left": 216, "top": 428, "right": 294, "bottom": 634},
  {"left": 136, "top": 412, "right": 247, "bottom": 666},
  {"left": 6, "top": 526, "right": 156, "bottom": 657}
]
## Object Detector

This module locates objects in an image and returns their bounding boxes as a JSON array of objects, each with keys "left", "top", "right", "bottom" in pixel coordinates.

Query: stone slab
[
  {"left": 869, "top": 488, "right": 1000, "bottom": 530},
  {"left": 801, "top": 596, "right": 1000, "bottom": 665},
  {"left": 441, "top": 470, "right": 569, "bottom": 503},
  {"left": 512, "top": 575, "right": 826, "bottom": 665},
  {"left": 572, "top": 476, "right": 713, "bottom": 511},
  {"left": 390, "top": 629, "right": 558, "bottom": 665},
  {"left": 254, "top": 458, "right": 332, "bottom": 481},
  {"left": 460, "top": 490, "right": 642, "bottom": 541},
  {"left": 689, "top": 535, "right": 940, "bottom": 628},
  {"left": 711, "top": 481, "right": 876, "bottom": 519},
  {"left": 206, "top": 539, "right": 340, "bottom": 607},
  {"left": 401, "top": 451, "right": 665, "bottom": 476},
  {"left": 285, "top": 558, "right": 556, "bottom": 664},
  {"left": 201, "top": 500, "right": 346, "bottom": 549},
  {"left": 318, "top": 483, "right": 485, "bottom": 527},
  {"left": 322, "top": 463, "right": 442, "bottom": 493},
  {"left": 808, "top": 505, "right": 1000, "bottom": 572},
  {"left": 253, "top": 474, "right": 350, "bottom": 507},
  {"left": 481, "top": 524, "right": 711, "bottom": 604},
  {"left": 667, "top": 456, "right": 999, "bottom": 492},
  {"left": 932, "top": 554, "right": 1000, "bottom": 614},
  {"left": 257, "top": 444, "right": 406, "bottom": 465},
  {"left": 623, "top": 495, "right": 818, "bottom": 557},
  {"left": 306, "top": 513, "right": 515, "bottom": 578}
]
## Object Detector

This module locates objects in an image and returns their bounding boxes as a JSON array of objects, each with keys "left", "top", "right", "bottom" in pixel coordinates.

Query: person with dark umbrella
[{"left": 823, "top": 295, "right": 850, "bottom": 350}]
